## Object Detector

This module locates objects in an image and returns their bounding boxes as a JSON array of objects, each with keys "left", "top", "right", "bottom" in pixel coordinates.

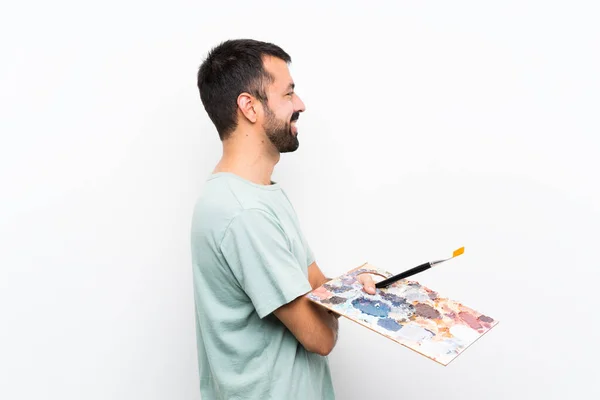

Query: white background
[{"left": 1, "top": 1, "right": 599, "bottom": 399}]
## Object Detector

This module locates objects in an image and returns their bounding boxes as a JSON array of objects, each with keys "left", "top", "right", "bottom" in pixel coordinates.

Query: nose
[{"left": 294, "top": 94, "right": 306, "bottom": 113}]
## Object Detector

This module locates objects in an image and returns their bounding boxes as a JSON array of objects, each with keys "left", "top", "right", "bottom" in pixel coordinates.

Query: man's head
[{"left": 197, "top": 39, "right": 306, "bottom": 153}]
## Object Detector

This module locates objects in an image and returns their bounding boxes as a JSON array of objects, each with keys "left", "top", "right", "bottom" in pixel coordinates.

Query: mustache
[{"left": 290, "top": 112, "right": 300, "bottom": 122}]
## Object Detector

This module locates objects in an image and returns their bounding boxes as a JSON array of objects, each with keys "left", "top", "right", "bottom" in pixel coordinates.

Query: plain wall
[{"left": 1, "top": 1, "right": 598, "bottom": 399}]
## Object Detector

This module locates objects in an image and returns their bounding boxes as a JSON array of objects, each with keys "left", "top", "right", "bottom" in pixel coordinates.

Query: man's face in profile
[{"left": 261, "top": 56, "right": 306, "bottom": 153}]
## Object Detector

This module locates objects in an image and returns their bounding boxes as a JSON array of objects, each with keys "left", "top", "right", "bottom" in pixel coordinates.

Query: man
[{"left": 191, "top": 39, "right": 375, "bottom": 400}]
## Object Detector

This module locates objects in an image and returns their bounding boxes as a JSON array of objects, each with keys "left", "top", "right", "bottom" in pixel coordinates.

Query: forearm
[{"left": 311, "top": 300, "right": 339, "bottom": 349}]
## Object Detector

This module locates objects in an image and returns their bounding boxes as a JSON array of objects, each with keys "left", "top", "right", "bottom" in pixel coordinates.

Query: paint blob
[
  {"left": 322, "top": 296, "right": 347, "bottom": 305},
  {"left": 414, "top": 303, "right": 442, "bottom": 319},
  {"left": 478, "top": 315, "right": 494, "bottom": 323},
  {"left": 428, "top": 291, "right": 439, "bottom": 300},
  {"left": 459, "top": 311, "right": 482, "bottom": 330},
  {"left": 378, "top": 318, "right": 403, "bottom": 331},
  {"left": 351, "top": 298, "right": 390, "bottom": 318}
]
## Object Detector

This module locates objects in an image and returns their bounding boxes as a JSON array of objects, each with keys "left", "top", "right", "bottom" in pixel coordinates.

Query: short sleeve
[{"left": 220, "top": 209, "right": 312, "bottom": 318}]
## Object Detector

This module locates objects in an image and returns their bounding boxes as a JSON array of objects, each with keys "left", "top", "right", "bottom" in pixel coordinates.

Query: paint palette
[{"left": 307, "top": 263, "right": 498, "bottom": 366}]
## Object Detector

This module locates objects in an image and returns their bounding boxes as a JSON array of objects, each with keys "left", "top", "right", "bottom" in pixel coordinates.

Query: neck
[{"left": 213, "top": 129, "right": 280, "bottom": 186}]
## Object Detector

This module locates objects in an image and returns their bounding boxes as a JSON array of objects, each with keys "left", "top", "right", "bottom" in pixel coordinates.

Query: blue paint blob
[
  {"left": 324, "top": 284, "right": 354, "bottom": 294},
  {"left": 378, "top": 318, "right": 403, "bottom": 331},
  {"left": 351, "top": 298, "right": 390, "bottom": 317}
]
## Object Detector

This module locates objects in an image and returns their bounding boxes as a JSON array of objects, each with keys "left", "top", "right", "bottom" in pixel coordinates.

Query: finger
[{"left": 357, "top": 274, "right": 377, "bottom": 295}]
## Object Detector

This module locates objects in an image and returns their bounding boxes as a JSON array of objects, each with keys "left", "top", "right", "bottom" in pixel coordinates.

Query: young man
[{"left": 191, "top": 39, "right": 375, "bottom": 400}]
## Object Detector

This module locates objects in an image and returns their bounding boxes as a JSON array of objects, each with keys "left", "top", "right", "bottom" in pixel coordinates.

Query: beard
[{"left": 263, "top": 106, "right": 300, "bottom": 153}]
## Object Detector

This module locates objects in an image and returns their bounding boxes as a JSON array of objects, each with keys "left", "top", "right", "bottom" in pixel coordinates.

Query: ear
[{"left": 237, "top": 93, "right": 260, "bottom": 124}]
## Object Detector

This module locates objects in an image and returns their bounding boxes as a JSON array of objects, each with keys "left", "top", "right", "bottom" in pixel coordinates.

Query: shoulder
[{"left": 191, "top": 174, "right": 278, "bottom": 238}]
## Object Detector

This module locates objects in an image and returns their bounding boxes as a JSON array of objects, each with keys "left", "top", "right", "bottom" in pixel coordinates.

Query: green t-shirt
[{"left": 190, "top": 172, "right": 335, "bottom": 400}]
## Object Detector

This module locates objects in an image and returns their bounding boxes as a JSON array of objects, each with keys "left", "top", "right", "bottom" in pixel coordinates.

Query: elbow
[
  {"left": 315, "top": 343, "right": 334, "bottom": 356},
  {"left": 305, "top": 334, "right": 336, "bottom": 356},
  {"left": 306, "top": 342, "right": 333, "bottom": 356}
]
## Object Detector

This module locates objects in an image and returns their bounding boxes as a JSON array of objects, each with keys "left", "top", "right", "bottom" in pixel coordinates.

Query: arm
[
  {"left": 273, "top": 263, "right": 339, "bottom": 356},
  {"left": 273, "top": 287, "right": 339, "bottom": 356},
  {"left": 276, "top": 262, "right": 339, "bottom": 355},
  {"left": 273, "top": 262, "right": 378, "bottom": 356},
  {"left": 220, "top": 211, "right": 339, "bottom": 356}
]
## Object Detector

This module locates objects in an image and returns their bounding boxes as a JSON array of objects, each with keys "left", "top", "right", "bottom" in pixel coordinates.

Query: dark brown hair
[{"left": 197, "top": 39, "right": 291, "bottom": 140}]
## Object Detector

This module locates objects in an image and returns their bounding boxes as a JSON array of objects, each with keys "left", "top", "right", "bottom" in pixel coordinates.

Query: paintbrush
[{"left": 375, "top": 247, "right": 465, "bottom": 289}]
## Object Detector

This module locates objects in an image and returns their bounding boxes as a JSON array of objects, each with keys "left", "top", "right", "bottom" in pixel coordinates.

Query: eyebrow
[{"left": 285, "top": 82, "right": 295, "bottom": 92}]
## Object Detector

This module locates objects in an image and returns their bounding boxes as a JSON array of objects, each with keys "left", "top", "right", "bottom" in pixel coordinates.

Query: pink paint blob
[
  {"left": 458, "top": 311, "right": 482, "bottom": 330},
  {"left": 311, "top": 286, "right": 333, "bottom": 300}
]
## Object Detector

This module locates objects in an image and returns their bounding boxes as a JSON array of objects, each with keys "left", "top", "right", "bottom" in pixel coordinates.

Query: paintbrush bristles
[{"left": 452, "top": 247, "right": 465, "bottom": 258}]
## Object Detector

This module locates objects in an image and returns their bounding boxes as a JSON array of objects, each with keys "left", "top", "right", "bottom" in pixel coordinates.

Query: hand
[{"left": 357, "top": 273, "right": 376, "bottom": 295}]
